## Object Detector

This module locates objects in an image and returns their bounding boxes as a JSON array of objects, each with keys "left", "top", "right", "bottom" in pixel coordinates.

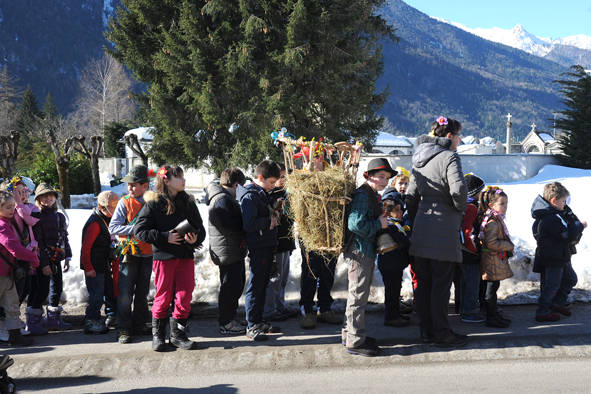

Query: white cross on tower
[
  {"left": 530, "top": 122, "right": 537, "bottom": 133},
  {"left": 506, "top": 113, "right": 512, "bottom": 123}
]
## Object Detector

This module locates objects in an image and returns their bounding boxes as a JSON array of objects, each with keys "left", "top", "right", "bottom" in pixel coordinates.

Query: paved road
[{"left": 5, "top": 303, "right": 591, "bottom": 392}]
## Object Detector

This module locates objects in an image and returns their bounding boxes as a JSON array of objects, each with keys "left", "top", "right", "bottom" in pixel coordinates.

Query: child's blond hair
[
  {"left": 392, "top": 173, "right": 409, "bottom": 184},
  {"left": 543, "top": 182, "right": 569, "bottom": 202},
  {"left": 0, "top": 190, "right": 15, "bottom": 207}
]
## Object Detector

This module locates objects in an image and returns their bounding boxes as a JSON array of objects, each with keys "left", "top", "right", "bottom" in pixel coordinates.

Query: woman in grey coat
[{"left": 406, "top": 116, "right": 467, "bottom": 348}]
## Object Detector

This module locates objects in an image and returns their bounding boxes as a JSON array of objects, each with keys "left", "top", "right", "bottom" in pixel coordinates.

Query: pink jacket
[
  {"left": 0, "top": 217, "right": 40, "bottom": 277},
  {"left": 14, "top": 203, "right": 40, "bottom": 250}
]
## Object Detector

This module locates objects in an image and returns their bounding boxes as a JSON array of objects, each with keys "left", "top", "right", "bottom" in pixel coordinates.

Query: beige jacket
[{"left": 481, "top": 216, "right": 514, "bottom": 281}]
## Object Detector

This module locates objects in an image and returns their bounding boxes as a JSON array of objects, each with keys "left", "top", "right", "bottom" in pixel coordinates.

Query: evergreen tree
[
  {"left": 14, "top": 86, "right": 43, "bottom": 171},
  {"left": 555, "top": 65, "right": 591, "bottom": 168},
  {"left": 43, "top": 92, "right": 59, "bottom": 120},
  {"left": 104, "top": 121, "right": 130, "bottom": 157},
  {"left": 107, "top": 1, "right": 394, "bottom": 172}
]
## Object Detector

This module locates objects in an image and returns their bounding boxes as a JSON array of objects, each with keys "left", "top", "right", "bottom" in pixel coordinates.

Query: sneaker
[
  {"left": 384, "top": 316, "right": 410, "bottom": 327},
  {"left": 317, "top": 310, "right": 343, "bottom": 325},
  {"left": 485, "top": 316, "right": 510, "bottom": 328},
  {"left": 246, "top": 324, "right": 268, "bottom": 341},
  {"left": 433, "top": 333, "right": 468, "bottom": 348},
  {"left": 346, "top": 339, "right": 382, "bottom": 357},
  {"left": 220, "top": 320, "right": 247, "bottom": 335},
  {"left": 551, "top": 305, "right": 572, "bottom": 316},
  {"left": 261, "top": 321, "right": 281, "bottom": 333},
  {"left": 105, "top": 315, "right": 118, "bottom": 329},
  {"left": 118, "top": 329, "right": 132, "bottom": 344},
  {"left": 84, "top": 319, "right": 108, "bottom": 335},
  {"left": 535, "top": 313, "right": 560, "bottom": 322},
  {"left": 460, "top": 313, "right": 485, "bottom": 323},
  {"left": 299, "top": 313, "right": 317, "bottom": 329}
]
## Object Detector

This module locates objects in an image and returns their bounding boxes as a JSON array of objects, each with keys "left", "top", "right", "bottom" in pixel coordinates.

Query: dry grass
[{"left": 286, "top": 167, "right": 356, "bottom": 256}]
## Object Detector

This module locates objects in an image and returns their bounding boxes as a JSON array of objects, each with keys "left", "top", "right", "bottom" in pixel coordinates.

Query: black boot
[
  {"left": 170, "top": 318, "right": 196, "bottom": 350},
  {"left": 152, "top": 317, "right": 168, "bottom": 352},
  {"left": 8, "top": 329, "right": 33, "bottom": 347}
]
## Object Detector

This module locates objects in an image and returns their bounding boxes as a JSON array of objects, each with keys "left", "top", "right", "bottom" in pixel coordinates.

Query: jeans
[
  {"left": 537, "top": 262, "right": 578, "bottom": 316},
  {"left": 218, "top": 260, "right": 246, "bottom": 326},
  {"left": 413, "top": 257, "right": 456, "bottom": 340},
  {"left": 245, "top": 248, "right": 273, "bottom": 328},
  {"left": 48, "top": 264, "right": 63, "bottom": 307},
  {"left": 85, "top": 273, "right": 106, "bottom": 320},
  {"left": 28, "top": 267, "right": 50, "bottom": 309},
  {"left": 117, "top": 256, "right": 152, "bottom": 329},
  {"left": 484, "top": 280, "right": 500, "bottom": 317},
  {"left": 460, "top": 261, "right": 481, "bottom": 315},
  {"left": 264, "top": 251, "right": 292, "bottom": 317},
  {"left": 299, "top": 249, "right": 337, "bottom": 313},
  {"left": 104, "top": 265, "right": 117, "bottom": 317}
]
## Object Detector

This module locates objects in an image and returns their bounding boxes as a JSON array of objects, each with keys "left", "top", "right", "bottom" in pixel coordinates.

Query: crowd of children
[{"left": 0, "top": 128, "right": 587, "bottom": 356}]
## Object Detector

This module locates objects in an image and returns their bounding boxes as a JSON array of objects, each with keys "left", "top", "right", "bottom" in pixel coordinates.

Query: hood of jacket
[
  {"left": 412, "top": 135, "right": 453, "bottom": 168},
  {"left": 205, "top": 182, "right": 226, "bottom": 206},
  {"left": 531, "top": 194, "right": 559, "bottom": 219},
  {"left": 236, "top": 182, "right": 264, "bottom": 202}
]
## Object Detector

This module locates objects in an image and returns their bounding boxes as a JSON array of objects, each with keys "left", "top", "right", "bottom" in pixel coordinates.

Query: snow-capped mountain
[{"left": 434, "top": 18, "right": 591, "bottom": 67}]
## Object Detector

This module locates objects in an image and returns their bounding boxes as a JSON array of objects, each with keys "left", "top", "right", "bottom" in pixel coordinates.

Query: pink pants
[{"left": 152, "top": 258, "right": 195, "bottom": 319}]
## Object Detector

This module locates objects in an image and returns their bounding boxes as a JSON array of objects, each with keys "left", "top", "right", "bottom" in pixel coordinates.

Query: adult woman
[{"left": 405, "top": 116, "right": 467, "bottom": 348}]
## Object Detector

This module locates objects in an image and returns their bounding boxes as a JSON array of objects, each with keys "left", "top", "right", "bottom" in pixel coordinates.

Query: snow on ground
[{"left": 60, "top": 165, "right": 590, "bottom": 307}]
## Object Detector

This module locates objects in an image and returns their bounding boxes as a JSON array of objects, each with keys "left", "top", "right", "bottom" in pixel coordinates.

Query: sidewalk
[{"left": 5, "top": 302, "right": 591, "bottom": 380}]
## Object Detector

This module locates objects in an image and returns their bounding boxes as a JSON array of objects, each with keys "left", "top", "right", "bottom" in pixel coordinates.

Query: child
[
  {"left": 134, "top": 165, "right": 205, "bottom": 351},
  {"left": 205, "top": 168, "right": 248, "bottom": 335},
  {"left": 531, "top": 182, "right": 586, "bottom": 322},
  {"left": 377, "top": 188, "right": 411, "bottom": 327},
  {"left": 459, "top": 173, "right": 486, "bottom": 323},
  {"left": 391, "top": 168, "right": 409, "bottom": 195},
  {"left": 342, "top": 158, "right": 394, "bottom": 357},
  {"left": 478, "top": 186, "right": 514, "bottom": 328},
  {"left": 237, "top": 160, "right": 281, "bottom": 341},
  {"left": 0, "top": 191, "right": 38, "bottom": 346},
  {"left": 27, "top": 183, "right": 72, "bottom": 334},
  {"left": 81, "top": 191, "right": 120, "bottom": 335},
  {"left": 108, "top": 164, "right": 154, "bottom": 344}
]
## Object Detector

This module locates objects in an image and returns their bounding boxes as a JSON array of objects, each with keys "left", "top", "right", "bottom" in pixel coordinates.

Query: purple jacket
[{"left": 0, "top": 217, "right": 40, "bottom": 276}]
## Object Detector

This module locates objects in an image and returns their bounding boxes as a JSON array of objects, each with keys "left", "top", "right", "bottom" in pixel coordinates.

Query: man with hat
[
  {"left": 342, "top": 158, "right": 396, "bottom": 357},
  {"left": 108, "top": 165, "right": 154, "bottom": 344}
]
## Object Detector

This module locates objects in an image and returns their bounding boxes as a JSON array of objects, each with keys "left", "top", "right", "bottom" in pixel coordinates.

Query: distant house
[
  {"left": 457, "top": 135, "right": 504, "bottom": 154},
  {"left": 371, "top": 132, "right": 414, "bottom": 155},
  {"left": 520, "top": 124, "right": 562, "bottom": 155}
]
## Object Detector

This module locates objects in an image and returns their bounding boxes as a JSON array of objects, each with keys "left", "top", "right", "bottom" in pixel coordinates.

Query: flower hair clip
[
  {"left": 436, "top": 116, "right": 448, "bottom": 126},
  {"left": 147, "top": 169, "right": 157, "bottom": 178},
  {"left": 157, "top": 167, "right": 168, "bottom": 179},
  {"left": 5, "top": 176, "right": 22, "bottom": 192}
]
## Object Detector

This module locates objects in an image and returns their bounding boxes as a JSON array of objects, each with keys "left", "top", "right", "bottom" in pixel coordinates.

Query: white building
[
  {"left": 371, "top": 132, "right": 414, "bottom": 155},
  {"left": 520, "top": 123, "right": 562, "bottom": 155}
]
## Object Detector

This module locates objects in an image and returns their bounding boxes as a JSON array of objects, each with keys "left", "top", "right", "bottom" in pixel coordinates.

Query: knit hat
[
  {"left": 34, "top": 182, "right": 59, "bottom": 200},
  {"left": 122, "top": 165, "right": 149, "bottom": 184},
  {"left": 465, "top": 173, "right": 485, "bottom": 198},
  {"left": 382, "top": 187, "right": 405, "bottom": 208}
]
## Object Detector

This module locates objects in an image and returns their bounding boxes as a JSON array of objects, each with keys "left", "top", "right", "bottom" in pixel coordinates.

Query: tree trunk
[
  {"left": 91, "top": 154, "right": 101, "bottom": 196},
  {"left": 0, "top": 131, "right": 19, "bottom": 178},
  {"left": 57, "top": 159, "right": 70, "bottom": 209}
]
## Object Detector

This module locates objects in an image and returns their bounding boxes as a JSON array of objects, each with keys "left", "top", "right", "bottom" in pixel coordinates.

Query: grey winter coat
[
  {"left": 406, "top": 135, "right": 467, "bottom": 263},
  {"left": 205, "top": 182, "right": 247, "bottom": 266}
]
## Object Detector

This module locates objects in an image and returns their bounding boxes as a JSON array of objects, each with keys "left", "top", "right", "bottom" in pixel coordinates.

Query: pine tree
[
  {"left": 555, "top": 65, "right": 591, "bottom": 169},
  {"left": 14, "top": 86, "right": 43, "bottom": 172},
  {"left": 107, "top": 1, "right": 395, "bottom": 172}
]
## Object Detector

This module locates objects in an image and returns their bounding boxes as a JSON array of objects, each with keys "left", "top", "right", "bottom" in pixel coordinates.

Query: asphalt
[{"left": 4, "top": 302, "right": 591, "bottom": 380}]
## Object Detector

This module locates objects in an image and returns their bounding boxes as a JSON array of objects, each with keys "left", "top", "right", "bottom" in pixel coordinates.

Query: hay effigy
[{"left": 271, "top": 131, "right": 362, "bottom": 256}]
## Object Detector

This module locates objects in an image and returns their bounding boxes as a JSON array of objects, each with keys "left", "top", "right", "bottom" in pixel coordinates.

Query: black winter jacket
[
  {"left": 268, "top": 187, "right": 295, "bottom": 253},
  {"left": 32, "top": 208, "right": 72, "bottom": 268},
  {"left": 377, "top": 217, "right": 411, "bottom": 272},
  {"left": 205, "top": 182, "right": 247, "bottom": 266},
  {"left": 237, "top": 183, "right": 278, "bottom": 250},
  {"left": 531, "top": 195, "right": 585, "bottom": 272},
  {"left": 134, "top": 191, "right": 206, "bottom": 261}
]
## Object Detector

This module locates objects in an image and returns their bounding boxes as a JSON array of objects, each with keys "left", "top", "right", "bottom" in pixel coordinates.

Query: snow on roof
[
  {"left": 374, "top": 132, "right": 413, "bottom": 147},
  {"left": 537, "top": 132, "right": 555, "bottom": 143},
  {"left": 480, "top": 136, "right": 496, "bottom": 146},
  {"left": 462, "top": 135, "right": 478, "bottom": 144},
  {"left": 124, "top": 127, "right": 155, "bottom": 141}
]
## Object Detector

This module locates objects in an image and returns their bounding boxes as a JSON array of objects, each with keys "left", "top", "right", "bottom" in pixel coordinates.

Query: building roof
[{"left": 374, "top": 132, "right": 414, "bottom": 147}]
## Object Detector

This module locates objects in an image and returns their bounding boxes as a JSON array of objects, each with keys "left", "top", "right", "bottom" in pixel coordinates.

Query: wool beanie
[{"left": 464, "top": 173, "right": 485, "bottom": 198}]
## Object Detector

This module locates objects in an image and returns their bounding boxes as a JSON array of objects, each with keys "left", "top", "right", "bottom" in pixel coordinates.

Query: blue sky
[{"left": 403, "top": 0, "right": 591, "bottom": 38}]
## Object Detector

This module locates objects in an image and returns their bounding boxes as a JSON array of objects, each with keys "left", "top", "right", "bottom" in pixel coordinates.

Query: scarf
[{"left": 479, "top": 208, "right": 510, "bottom": 241}]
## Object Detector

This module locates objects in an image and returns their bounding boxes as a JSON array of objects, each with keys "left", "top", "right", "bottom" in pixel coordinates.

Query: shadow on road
[
  {"left": 16, "top": 375, "right": 111, "bottom": 391},
  {"left": 107, "top": 384, "right": 237, "bottom": 393}
]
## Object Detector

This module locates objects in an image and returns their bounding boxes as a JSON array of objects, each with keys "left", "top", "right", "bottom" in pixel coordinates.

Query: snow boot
[
  {"left": 152, "top": 317, "right": 168, "bottom": 352},
  {"left": 8, "top": 329, "right": 33, "bottom": 347},
  {"left": 46, "top": 306, "right": 72, "bottom": 331},
  {"left": 170, "top": 318, "right": 196, "bottom": 350},
  {"left": 25, "top": 307, "right": 48, "bottom": 335}
]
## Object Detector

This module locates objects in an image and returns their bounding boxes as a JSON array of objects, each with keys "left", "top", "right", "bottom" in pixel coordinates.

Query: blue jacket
[
  {"left": 237, "top": 183, "right": 278, "bottom": 250},
  {"left": 531, "top": 195, "right": 584, "bottom": 271},
  {"left": 347, "top": 183, "right": 382, "bottom": 259},
  {"left": 377, "top": 217, "right": 411, "bottom": 272}
]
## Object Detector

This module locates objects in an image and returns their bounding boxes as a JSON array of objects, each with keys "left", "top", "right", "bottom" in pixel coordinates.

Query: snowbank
[{"left": 59, "top": 165, "right": 590, "bottom": 307}]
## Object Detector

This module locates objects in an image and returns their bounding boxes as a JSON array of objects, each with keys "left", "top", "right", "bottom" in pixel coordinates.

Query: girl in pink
[
  {"left": 0, "top": 191, "right": 39, "bottom": 346},
  {"left": 134, "top": 165, "right": 205, "bottom": 351}
]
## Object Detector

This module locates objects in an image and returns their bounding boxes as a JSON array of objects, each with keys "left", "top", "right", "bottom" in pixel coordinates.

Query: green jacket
[{"left": 347, "top": 183, "right": 382, "bottom": 259}]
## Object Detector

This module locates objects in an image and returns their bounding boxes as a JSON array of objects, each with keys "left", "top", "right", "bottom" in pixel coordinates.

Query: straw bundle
[{"left": 286, "top": 167, "right": 356, "bottom": 256}]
